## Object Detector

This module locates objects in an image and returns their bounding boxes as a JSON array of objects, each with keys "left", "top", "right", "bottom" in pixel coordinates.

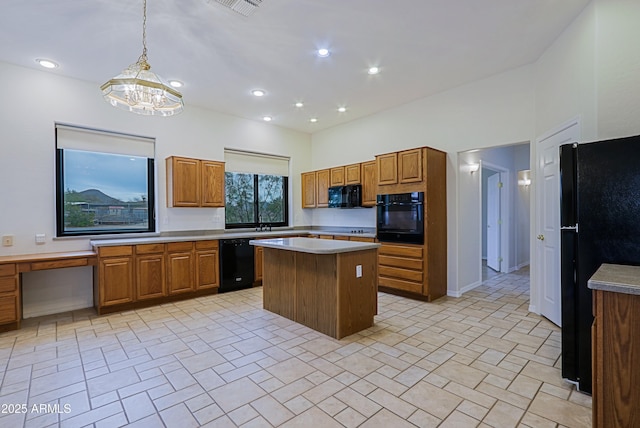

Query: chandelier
[{"left": 100, "top": 0, "right": 184, "bottom": 116}]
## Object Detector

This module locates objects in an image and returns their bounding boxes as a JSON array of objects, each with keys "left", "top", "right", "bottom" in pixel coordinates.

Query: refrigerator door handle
[{"left": 560, "top": 224, "right": 579, "bottom": 232}]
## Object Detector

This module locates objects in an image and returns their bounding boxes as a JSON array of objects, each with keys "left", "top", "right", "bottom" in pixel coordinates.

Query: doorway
[{"left": 482, "top": 165, "right": 505, "bottom": 280}]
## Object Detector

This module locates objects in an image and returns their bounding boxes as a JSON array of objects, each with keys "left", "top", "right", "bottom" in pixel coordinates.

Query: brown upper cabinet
[
  {"left": 166, "top": 156, "right": 225, "bottom": 207},
  {"left": 301, "top": 171, "right": 316, "bottom": 208},
  {"left": 376, "top": 148, "right": 423, "bottom": 186},
  {"left": 345, "top": 163, "right": 361, "bottom": 184},
  {"left": 330, "top": 166, "right": 345, "bottom": 186},
  {"left": 361, "top": 160, "right": 377, "bottom": 207},
  {"left": 316, "top": 169, "right": 330, "bottom": 208},
  {"left": 376, "top": 152, "right": 398, "bottom": 185}
]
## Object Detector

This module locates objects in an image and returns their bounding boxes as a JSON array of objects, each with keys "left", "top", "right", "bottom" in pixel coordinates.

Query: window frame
[
  {"left": 224, "top": 173, "right": 289, "bottom": 229},
  {"left": 55, "top": 131, "right": 156, "bottom": 237}
]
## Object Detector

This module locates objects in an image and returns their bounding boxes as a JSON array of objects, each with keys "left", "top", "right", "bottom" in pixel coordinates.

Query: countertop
[
  {"left": 90, "top": 228, "right": 376, "bottom": 247},
  {"left": 588, "top": 263, "right": 640, "bottom": 295},
  {"left": 249, "top": 237, "right": 380, "bottom": 254}
]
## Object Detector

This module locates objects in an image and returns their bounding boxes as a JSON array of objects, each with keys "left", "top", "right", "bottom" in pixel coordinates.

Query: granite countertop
[
  {"left": 588, "top": 263, "right": 640, "bottom": 295},
  {"left": 249, "top": 237, "right": 380, "bottom": 254}
]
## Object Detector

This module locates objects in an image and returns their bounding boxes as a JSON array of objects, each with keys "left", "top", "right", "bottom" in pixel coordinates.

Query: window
[
  {"left": 224, "top": 150, "right": 289, "bottom": 229},
  {"left": 55, "top": 125, "right": 155, "bottom": 236}
]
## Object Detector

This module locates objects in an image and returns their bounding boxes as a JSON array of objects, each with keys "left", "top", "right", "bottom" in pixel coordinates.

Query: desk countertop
[
  {"left": 250, "top": 237, "right": 380, "bottom": 254},
  {"left": 588, "top": 263, "right": 640, "bottom": 295}
]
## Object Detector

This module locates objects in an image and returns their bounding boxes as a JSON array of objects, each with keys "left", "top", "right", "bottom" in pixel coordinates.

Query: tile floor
[{"left": 0, "top": 266, "right": 592, "bottom": 427}]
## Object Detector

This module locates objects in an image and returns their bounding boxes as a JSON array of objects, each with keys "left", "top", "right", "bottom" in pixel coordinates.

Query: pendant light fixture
[{"left": 100, "top": 0, "right": 184, "bottom": 116}]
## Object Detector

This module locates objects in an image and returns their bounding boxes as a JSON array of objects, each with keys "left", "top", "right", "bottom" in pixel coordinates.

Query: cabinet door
[
  {"left": 136, "top": 254, "right": 166, "bottom": 300},
  {"left": 301, "top": 172, "right": 316, "bottom": 208},
  {"left": 255, "top": 246, "right": 264, "bottom": 282},
  {"left": 100, "top": 257, "right": 134, "bottom": 306},
  {"left": 361, "top": 160, "right": 377, "bottom": 207},
  {"left": 196, "top": 249, "right": 218, "bottom": 289},
  {"left": 345, "top": 163, "right": 361, "bottom": 184},
  {"left": 167, "top": 157, "right": 201, "bottom": 207},
  {"left": 398, "top": 148, "right": 422, "bottom": 183},
  {"left": 316, "top": 169, "right": 330, "bottom": 208},
  {"left": 167, "top": 250, "right": 195, "bottom": 294},
  {"left": 330, "top": 166, "right": 345, "bottom": 186},
  {"left": 202, "top": 160, "right": 225, "bottom": 207},
  {"left": 376, "top": 153, "right": 398, "bottom": 185}
]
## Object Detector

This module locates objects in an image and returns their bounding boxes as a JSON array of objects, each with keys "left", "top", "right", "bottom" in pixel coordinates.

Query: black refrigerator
[{"left": 560, "top": 135, "right": 640, "bottom": 394}]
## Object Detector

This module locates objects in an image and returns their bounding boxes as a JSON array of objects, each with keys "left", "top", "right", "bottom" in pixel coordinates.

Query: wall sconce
[
  {"left": 518, "top": 169, "right": 531, "bottom": 186},
  {"left": 468, "top": 163, "right": 480, "bottom": 174}
]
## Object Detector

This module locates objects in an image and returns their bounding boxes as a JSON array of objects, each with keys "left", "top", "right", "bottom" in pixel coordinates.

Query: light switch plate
[
  {"left": 2, "top": 235, "right": 14, "bottom": 246},
  {"left": 35, "top": 233, "right": 46, "bottom": 244},
  {"left": 356, "top": 265, "right": 362, "bottom": 278}
]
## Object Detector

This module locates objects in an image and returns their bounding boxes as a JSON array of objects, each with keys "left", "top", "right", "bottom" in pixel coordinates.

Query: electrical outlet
[
  {"left": 35, "top": 233, "right": 46, "bottom": 244},
  {"left": 2, "top": 235, "right": 14, "bottom": 246},
  {"left": 356, "top": 265, "right": 362, "bottom": 278}
]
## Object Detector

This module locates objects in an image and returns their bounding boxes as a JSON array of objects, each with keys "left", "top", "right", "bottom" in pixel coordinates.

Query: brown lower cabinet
[
  {"left": 0, "top": 263, "right": 20, "bottom": 328},
  {"left": 94, "top": 240, "right": 219, "bottom": 314}
]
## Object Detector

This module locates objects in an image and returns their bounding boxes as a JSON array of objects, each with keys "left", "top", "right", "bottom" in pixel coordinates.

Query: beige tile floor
[{"left": 0, "top": 266, "right": 592, "bottom": 427}]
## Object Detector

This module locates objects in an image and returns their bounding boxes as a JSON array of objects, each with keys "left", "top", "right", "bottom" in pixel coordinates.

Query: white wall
[
  {"left": 311, "top": 66, "right": 536, "bottom": 296},
  {"left": 0, "top": 61, "right": 311, "bottom": 316}
]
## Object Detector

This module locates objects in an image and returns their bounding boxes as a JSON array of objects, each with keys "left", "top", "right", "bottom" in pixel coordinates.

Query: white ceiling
[{"left": 0, "top": 0, "right": 590, "bottom": 133}]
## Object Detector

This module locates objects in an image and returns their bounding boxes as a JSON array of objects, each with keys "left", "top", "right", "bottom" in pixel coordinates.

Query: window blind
[
  {"left": 56, "top": 124, "right": 155, "bottom": 158},
  {"left": 224, "top": 149, "right": 289, "bottom": 176}
]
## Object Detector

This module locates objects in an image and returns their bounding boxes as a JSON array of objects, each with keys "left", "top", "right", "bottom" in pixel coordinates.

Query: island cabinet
[
  {"left": 167, "top": 242, "right": 195, "bottom": 294},
  {"left": 589, "top": 264, "right": 640, "bottom": 428},
  {"left": 94, "top": 239, "right": 219, "bottom": 314},
  {"left": 0, "top": 263, "right": 20, "bottom": 329},
  {"left": 95, "top": 246, "right": 135, "bottom": 308},
  {"left": 253, "top": 237, "right": 380, "bottom": 339},
  {"left": 166, "top": 156, "right": 225, "bottom": 208}
]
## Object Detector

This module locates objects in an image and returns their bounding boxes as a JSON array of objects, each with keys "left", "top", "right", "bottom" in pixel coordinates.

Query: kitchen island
[{"left": 250, "top": 237, "right": 380, "bottom": 339}]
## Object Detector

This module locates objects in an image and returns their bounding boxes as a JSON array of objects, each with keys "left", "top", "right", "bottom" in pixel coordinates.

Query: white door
[
  {"left": 487, "top": 173, "right": 501, "bottom": 272},
  {"left": 535, "top": 119, "right": 580, "bottom": 326}
]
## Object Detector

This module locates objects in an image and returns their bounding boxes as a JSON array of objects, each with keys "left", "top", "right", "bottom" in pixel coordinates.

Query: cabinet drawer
[
  {"left": 378, "top": 255, "right": 423, "bottom": 271},
  {"left": 334, "top": 236, "right": 349, "bottom": 241},
  {"left": 350, "top": 237, "right": 375, "bottom": 243},
  {"left": 379, "top": 266, "right": 423, "bottom": 283},
  {"left": 379, "top": 244, "right": 423, "bottom": 258},
  {"left": 0, "top": 264, "right": 16, "bottom": 277},
  {"left": 167, "top": 241, "right": 194, "bottom": 252},
  {"left": 195, "top": 240, "right": 218, "bottom": 250},
  {"left": 98, "top": 246, "right": 133, "bottom": 257},
  {"left": 0, "top": 295, "right": 18, "bottom": 323},
  {"left": 31, "top": 259, "right": 88, "bottom": 271},
  {"left": 378, "top": 276, "right": 423, "bottom": 294},
  {"left": 0, "top": 276, "right": 17, "bottom": 293},
  {"left": 136, "top": 243, "right": 166, "bottom": 254}
]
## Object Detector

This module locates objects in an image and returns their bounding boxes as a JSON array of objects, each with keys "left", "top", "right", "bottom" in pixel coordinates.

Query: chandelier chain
[{"left": 138, "top": 0, "right": 149, "bottom": 68}]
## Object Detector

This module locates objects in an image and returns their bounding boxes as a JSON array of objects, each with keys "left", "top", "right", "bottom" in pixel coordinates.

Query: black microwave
[{"left": 328, "top": 184, "right": 362, "bottom": 208}]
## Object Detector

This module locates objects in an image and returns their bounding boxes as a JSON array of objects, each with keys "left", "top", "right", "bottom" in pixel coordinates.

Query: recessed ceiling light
[
  {"left": 263, "top": 116, "right": 272, "bottom": 122},
  {"left": 36, "top": 59, "right": 58, "bottom": 69},
  {"left": 252, "top": 89, "right": 266, "bottom": 97},
  {"left": 168, "top": 80, "right": 183, "bottom": 88},
  {"left": 317, "top": 48, "right": 330, "bottom": 58},
  {"left": 337, "top": 107, "right": 347, "bottom": 113},
  {"left": 310, "top": 118, "right": 318, "bottom": 123},
  {"left": 295, "top": 102, "right": 304, "bottom": 108},
  {"left": 367, "top": 66, "right": 380, "bottom": 75}
]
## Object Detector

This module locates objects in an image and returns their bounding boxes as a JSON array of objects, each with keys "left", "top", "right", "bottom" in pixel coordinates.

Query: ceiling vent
[{"left": 207, "top": 0, "right": 263, "bottom": 17}]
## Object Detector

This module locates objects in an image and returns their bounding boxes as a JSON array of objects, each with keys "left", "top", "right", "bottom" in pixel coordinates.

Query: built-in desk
[{"left": 0, "top": 251, "right": 97, "bottom": 331}]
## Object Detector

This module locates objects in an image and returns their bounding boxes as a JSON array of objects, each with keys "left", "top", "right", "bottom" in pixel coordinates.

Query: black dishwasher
[{"left": 219, "top": 238, "right": 255, "bottom": 292}]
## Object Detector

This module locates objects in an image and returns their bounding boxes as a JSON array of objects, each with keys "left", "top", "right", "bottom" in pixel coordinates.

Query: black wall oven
[{"left": 376, "top": 192, "right": 424, "bottom": 244}]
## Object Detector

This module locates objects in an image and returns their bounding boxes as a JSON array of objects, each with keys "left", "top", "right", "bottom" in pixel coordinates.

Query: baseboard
[{"left": 448, "top": 279, "right": 483, "bottom": 298}]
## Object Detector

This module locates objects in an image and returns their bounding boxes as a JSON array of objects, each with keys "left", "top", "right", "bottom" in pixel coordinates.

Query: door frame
[
  {"left": 532, "top": 117, "right": 581, "bottom": 316},
  {"left": 486, "top": 170, "right": 501, "bottom": 272},
  {"left": 478, "top": 161, "right": 511, "bottom": 281}
]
